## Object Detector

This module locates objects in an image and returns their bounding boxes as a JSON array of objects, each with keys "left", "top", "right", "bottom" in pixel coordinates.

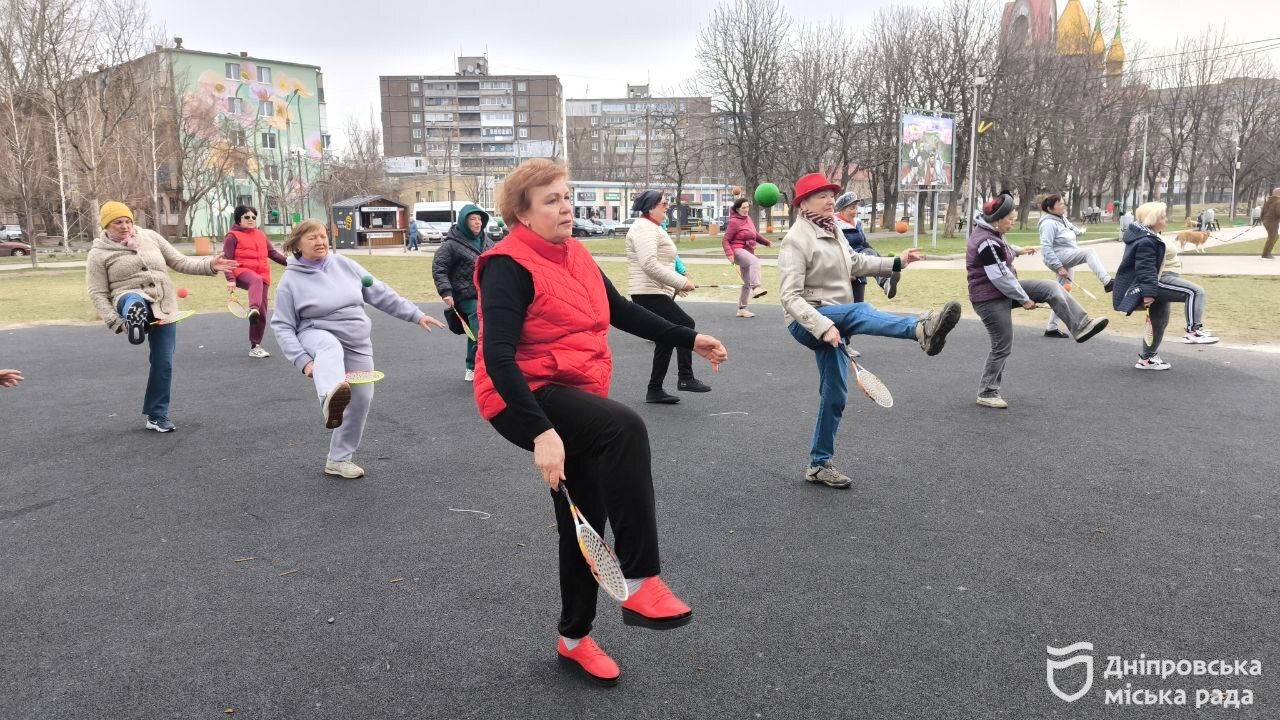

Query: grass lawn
[
  {"left": 4, "top": 254, "right": 1276, "bottom": 347},
  {"left": 1201, "top": 237, "right": 1270, "bottom": 256}
]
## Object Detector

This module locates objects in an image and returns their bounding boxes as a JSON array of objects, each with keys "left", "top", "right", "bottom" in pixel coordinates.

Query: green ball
[
  {"left": 496, "top": 218, "right": 505, "bottom": 227},
  {"left": 754, "top": 183, "right": 780, "bottom": 208},
  {"left": 361, "top": 275, "right": 373, "bottom": 287}
]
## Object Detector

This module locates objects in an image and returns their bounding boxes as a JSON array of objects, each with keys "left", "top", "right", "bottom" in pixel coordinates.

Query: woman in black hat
[
  {"left": 624, "top": 190, "right": 708, "bottom": 404},
  {"left": 965, "top": 193, "right": 1110, "bottom": 410}
]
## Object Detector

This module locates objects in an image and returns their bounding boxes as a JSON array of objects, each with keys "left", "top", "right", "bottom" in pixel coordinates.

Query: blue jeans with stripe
[
  {"left": 788, "top": 303, "right": 918, "bottom": 466},
  {"left": 117, "top": 293, "right": 177, "bottom": 419}
]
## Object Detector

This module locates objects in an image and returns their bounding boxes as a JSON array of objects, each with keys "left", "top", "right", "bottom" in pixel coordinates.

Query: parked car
[
  {"left": 485, "top": 219, "right": 508, "bottom": 242},
  {"left": 617, "top": 217, "right": 639, "bottom": 233},
  {"left": 423, "top": 222, "right": 450, "bottom": 243},
  {"left": 0, "top": 240, "right": 33, "bottom": 257},
  {"left": 593, "top": 219, "right": 625, "bottom": 235},
  {"left": 572, "top": 218, "right": 607, "bottom": 238},
  {"left": 0, "top": 225, "right": 23, "bottom": 242}
]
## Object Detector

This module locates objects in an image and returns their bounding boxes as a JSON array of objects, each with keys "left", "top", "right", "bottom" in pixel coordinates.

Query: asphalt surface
[{"left": 2, "top": 302, "right": 1277, "bottom": 719}]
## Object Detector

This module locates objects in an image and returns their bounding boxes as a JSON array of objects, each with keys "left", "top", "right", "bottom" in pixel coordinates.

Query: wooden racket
[{"left": 559, "top": 484, "right": 629, "bottom": 602}]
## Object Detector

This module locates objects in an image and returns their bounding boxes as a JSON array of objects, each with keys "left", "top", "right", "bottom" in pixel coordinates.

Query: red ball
[{"left": 177, "top": 288, "right": 188, "bottom": 298}]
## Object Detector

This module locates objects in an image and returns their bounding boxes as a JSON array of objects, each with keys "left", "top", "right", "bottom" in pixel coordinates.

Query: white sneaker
[
  {"left": 324, "top": 459, "right": 365, "bottom": 478},
  {"left": 735, "top": 308, "right": 755, "bottom": 318},
  {"left": 1135, "top": 355, "right": 1172, "bottom": 371},
  {"left": 1182, "top": 328, "right": 1219, "bottom": 344},
  {"left": 248, "top": 345, "right": 271, "bottom": 358},
  {"left": 464, "top": 369, "right": 475, "bottom": 381},
  {"left": 976, "top": 391, "right": 1009, "bottom": 409}
]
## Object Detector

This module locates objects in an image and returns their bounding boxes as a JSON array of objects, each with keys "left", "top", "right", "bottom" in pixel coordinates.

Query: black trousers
[
  {"left": 631, "top": 294, "right": 695, "bottom": 388},
  {"left": 490, "top": 384, "right": 661, "bottom": 639}
]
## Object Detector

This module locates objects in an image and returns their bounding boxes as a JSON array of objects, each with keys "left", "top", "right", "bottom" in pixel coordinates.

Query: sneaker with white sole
[
  {"left": 124, "top": 302, "right": 150, "bottom": 345},
  {"left": 805, "top": 462, "right": 852, "bottom": 489},
  {"left": 324, "top": 459, "right": 365, "bottom": 478},
  {"left": 735, "top": 308, "right": 755, "bottom": 318},
  {"left": 145, "top": 416, "right": 176, "bottom": 432},
  {"left": 464, "top": 369, "right": 475, "bottom": 381},
  {"left": 248, "top": 345, "right": 271, "bottom": 358},
  {"left": 1071, "top": 316, "right": 1109, "bottom": 343},
  {"left": 1182, "top": 327, "right": 1219, "bottom": 344},
  {"left": 1135, "top": 355, "right": 1172, "bottom": 371},
  {"left": 976, "top": 391, "right": 1009, "bottom": 409},
  {"left": 322, "top": 381, "right": 352, "bottom": 429}
]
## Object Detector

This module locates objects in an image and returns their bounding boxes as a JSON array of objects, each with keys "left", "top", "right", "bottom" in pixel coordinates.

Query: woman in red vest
[
  {"left": 223, "top": 205, "right": 288, "bottom": 358},
  {"left": 474, "top": 159, "right": 728, "bottom": 686}
]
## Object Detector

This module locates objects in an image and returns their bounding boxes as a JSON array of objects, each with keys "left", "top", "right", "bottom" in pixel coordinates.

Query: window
[
  {"left": 518, "top": 128, "right": 529, "bottom": 138},
  {"left": 409, "top": 81, "right": 420, "bottom": 92},
  {"left": 590, "top": 117, "right": 598, "bottom": 127},
  {"left": 225, "top": 97, "right": 244, "bottom": 114},
  {"left": 480, "top": 80, "right": 512, "bottom": 90},
  {"left": 261, "top": 132, "right": 276, "bottom": 149},
  {"left": 264, "top": 164, "right": 279, "bottom": 181},
  {"left": 410, "top": 97, "right": 421, "bottom": 108},
  {"left": 266, "top": 196, "right": 281, "bottom": 224},
  {"left": 412, "top": 128, "right": 423, "bottom": 139},
  {"left": 591, "top": 129, "right": 598, "bottom": 138},
  {"left": 424, "top": 112, "right": 453, "bottom": 122},
  {"left": 168, "top": 197, "right": 179, "bottom": 213},
  {"left": 516, "top": 81, "right": 527, "bottom": 92},
  {"left": 257, "top": 66, "right": 271, "bottom": 84},
  {"left": 321, "top": 133, "right": 331, "bottom": 149},
  {"left": 517, "top": 112, "right": 528, "bottom": 123},
  {"left": 516, "top": 96, "right": 528, "bottom": 109},
  {"left": 230, "top": 129, "right": 245, "bottom": 147},
  {"left": 225, "top": 62, "right": 240, "bottom": 80},
  {"left": 260, "top": 100, "right": 275, "bottom": 117},
  {"left": 411, "top": 113, "right": 422, "bottom": 124},
  {"left": 413, "top": 143, "right": 423, "bottom": 153},
  {"left": 591, "top": 142, "right": 599, "bottom": 151},
  {"left": 237, "top": 194, "right": 253, "bottom": 208}
]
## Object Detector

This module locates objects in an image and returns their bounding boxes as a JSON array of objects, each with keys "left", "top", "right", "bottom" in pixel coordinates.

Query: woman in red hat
[{"left": 778, "top": 172, "right": 963, "bottom": 489}]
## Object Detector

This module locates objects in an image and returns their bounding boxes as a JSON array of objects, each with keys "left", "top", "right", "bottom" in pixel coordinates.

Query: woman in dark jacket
[
  {"left": 1111, "top": 202, "right": 1200, "bottom": 370},
  {"left": 431, "top": 203, "right": 494, "bottom": 381}
]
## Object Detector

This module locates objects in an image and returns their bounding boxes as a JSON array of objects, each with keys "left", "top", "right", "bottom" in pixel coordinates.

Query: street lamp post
[
  {"left": 965, "top": 75, "right": 987, "bottom": 231},
  {"left": 1229, "top": 124, "right": 1241, "bottom": 222}
]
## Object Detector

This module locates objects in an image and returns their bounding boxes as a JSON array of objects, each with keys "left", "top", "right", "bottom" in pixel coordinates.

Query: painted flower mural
[
  {"left": 198, "top": 70, "right": 238, "bottom": 98},
  {"left": 305, "top": 131, "right": 325, "bottom": 160}
]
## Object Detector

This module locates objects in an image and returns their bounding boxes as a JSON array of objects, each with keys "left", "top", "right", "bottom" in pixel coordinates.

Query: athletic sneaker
[
  {"left": 464, "top": 369, "right": 475, "bottom": 381},
  {"left": 845, "top": 346, "right": 861, "bottom": 359},
  {"left": 916, "top": 301, "right": 962, "bottom": 356},
  {"left": 1103, "top": 279, "right": 1115, "bottom": 293},
  {"left": 735, "top": 308, "right": 755, "bottom": 318},
  {"left": 1135, "top": 355, "right": 1172, "bottom": 371},
  {"left": 751, "top": 288, "right": 768, "bottom": 299},
  {"left": 248, "top": 345, "right": 270, "bottom": 358},
  {"left": 976, "top": 391, "right": 1009, "bottom": 409},
  {"left": 1182, "top": 328, "right": 1219, "bottom": 344},
  {"left": 881, "top": 271, "right": 900, "bottom": 299},
  {"left": 557, "top": 636, "right": 620, "bottom": 686},
  {"left": 124, "top": 302, "right": 149, "bottom": 345},
  {"left": 1043, "top": 328, "right": 1070, "bottom": 339},
  {"left": 145, "top": 416, "right": 175, "bottom": 432},
  {"left": 324, "top": 459, "right": 365, "bottom": 478},
  {"left": 805, "top": 462, "right": 852, "bottom": 489},
  {"left": 1071, "top": 316, "right": 1110, "bottom": 343},
  {"left": 322, "top": 381, "right": 352, "bottom": 429}
]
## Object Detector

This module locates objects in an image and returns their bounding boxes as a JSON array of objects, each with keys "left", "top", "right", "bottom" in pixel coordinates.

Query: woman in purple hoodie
[
  {"left": 270, "top": 219, "right": 446, "bottom": 479},
  {"left": 721, "top": 198, "right": 772, "bottom": 317}
]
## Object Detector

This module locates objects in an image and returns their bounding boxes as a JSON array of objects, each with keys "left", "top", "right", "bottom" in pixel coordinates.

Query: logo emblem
[{"left": 1046, "top": 642, "right": 1094, "bottom": 702}]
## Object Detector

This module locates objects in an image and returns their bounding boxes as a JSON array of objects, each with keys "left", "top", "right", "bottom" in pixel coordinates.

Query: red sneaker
[
  {"left": 557, "top": 636, "right": 620, "bottom": 686},
  {"left": 621, "top": 576, "right": 693, "bottom": 630}
]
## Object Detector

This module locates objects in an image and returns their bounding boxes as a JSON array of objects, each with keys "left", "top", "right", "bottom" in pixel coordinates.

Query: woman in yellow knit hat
[{"left": 86, "top": 201, "right": 237, "bottom": 432}]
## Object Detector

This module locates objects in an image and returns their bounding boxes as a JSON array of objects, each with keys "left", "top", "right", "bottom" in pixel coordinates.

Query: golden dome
[
  {"left": 1106, "top": 29, "right": 1126, "bottom": 75},
  {"left": 1057, "top": 0, "right": 1092, "bottom": 56}
]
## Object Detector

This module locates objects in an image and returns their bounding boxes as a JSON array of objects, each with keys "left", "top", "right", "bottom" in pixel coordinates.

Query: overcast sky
[{"left": 146, "top": 0, "right": 1277, "bottom": 141}]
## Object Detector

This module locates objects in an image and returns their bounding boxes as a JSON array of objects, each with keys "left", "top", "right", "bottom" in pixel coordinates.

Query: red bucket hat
[{"left": 793, "top": 173, "right": 841, "bottom": 205}]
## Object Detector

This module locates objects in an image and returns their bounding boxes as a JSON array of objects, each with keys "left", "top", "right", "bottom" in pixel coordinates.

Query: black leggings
[
  {"left": 489, "top": 384, "right": 661, "bottom": 639},
  {"left": 631, "top": 294, "right": 695, "bottom": 388}
]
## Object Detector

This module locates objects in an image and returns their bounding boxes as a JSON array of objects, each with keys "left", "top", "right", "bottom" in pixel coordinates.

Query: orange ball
[
  {"left": 895, "top": 221, "right": 910, "bottom": 234},
  {"left": 1063, "top": 282, "right": 1073, "bottom": 292},
  {"left": 177, "top": 288, "right": 188, "bottom": 298}
]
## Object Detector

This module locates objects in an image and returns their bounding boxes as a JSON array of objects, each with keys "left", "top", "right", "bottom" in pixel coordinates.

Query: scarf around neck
[{"left": 802, "top": 210, "right": 838, "bottom": 237}]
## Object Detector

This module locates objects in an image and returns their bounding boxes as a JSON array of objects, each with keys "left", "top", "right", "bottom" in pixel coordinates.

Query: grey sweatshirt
[
  {"left": 1038, "top": 213, "right": 1087, "bottom": 271},
  {"left": 270, "top": 253, "right": 425, "bottom": 371}
]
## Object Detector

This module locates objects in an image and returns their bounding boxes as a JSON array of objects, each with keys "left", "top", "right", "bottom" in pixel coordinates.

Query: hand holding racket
[
  {"left": 559, "top": 484, "right": 629, "bottom": 602},
  {"left": 533, "top": 428, "right": 567, "bottom": 489},
  {"left": 451, "top": 308, "right": 475, "bottom": 340}
]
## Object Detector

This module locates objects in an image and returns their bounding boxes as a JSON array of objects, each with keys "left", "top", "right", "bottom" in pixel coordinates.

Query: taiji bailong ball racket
[
  {"left": 558, "top": 484, "right": 629, "bottom": 602},
  {"left": 453, "top": 308, "right": 476, "bottom": 342},
  {"left": 226, "top": 293, "right": 249, "bottom": 319},
  {"left": 1144, "top": 309, "right": 1155, "bottom": 346},
  {"left": 842, "top": 343, "right": 893, "bottom": 408},
  {"left": 344, "top": 370, "right": 385, "bottom": 385},
  {"left": 700, "top": 283, "right": 743, "bottom": 289},
  {"left": 150, "top": 309, "right": 196, "bottom": 325}
]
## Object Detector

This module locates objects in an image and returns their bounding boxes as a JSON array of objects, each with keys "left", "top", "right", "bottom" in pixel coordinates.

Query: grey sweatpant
[
  {"left": 298, "top": 327, "right": 375, "bottom": 463},
  {"left": 972, "top": 279, "right": 1090, "bottom": 393},
  {"left": 1046, "top": 247, "right": 1111, "bottom": 331}
]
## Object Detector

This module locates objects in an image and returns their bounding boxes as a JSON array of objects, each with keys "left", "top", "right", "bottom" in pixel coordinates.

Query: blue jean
[
  {"left": 117, "top": 293, "right": 177, "bottom": 419},
  {"left": 788, "top": 303, "right": 918, "bottom": 466}
]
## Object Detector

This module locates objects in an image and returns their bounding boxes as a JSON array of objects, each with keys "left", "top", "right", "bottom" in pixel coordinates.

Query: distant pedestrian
[
  {"left": 1251, "top": 205, "right": 1262, "bottom": 226},
  {"left": 1262, "top": 188, "right": 1280, "bottom": 259},
  {"left": 407, "top": 217, "right": 420, "bottom": 251}
]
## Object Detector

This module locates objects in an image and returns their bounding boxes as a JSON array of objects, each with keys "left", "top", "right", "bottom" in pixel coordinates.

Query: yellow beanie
[{"left": 99, "top": 201, "right": 134, "bottom": 229}]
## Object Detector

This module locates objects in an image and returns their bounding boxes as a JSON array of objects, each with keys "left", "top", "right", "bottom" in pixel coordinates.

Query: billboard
[{"left": 898, "top": 112, "right": 956, "bottom": 190}]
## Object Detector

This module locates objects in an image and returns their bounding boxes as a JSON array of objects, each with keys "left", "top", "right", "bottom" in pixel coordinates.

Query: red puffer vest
[
  {"left": 472, "top": 224, "right": 612, "bottom": 420},
  {"left": 228, "top": 227, "right": 273, "bottom": 283}
]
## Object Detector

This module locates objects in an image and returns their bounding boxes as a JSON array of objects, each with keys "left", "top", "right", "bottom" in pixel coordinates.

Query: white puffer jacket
[{"left": 625, "top": 218, "right": 687, "bottom": 296}]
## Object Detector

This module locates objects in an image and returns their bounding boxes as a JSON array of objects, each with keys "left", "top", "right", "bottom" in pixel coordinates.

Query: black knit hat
[
  {"left": 632, "top": 190, "right": 664, "bottom": 214},
  {"left": 981, "top": 193, "right": 1015, "bottom": 222}
]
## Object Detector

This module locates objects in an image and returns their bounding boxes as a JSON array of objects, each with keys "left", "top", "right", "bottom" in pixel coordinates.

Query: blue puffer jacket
[{"left": 1112, "top": 222, "right": 1165, "bottom": 315}]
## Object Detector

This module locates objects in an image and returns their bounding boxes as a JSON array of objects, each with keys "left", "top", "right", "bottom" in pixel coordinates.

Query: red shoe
[
  {"left": 621, "top": 576, "right": 693, "bottom": 630},
  {"left": 557, "top": 636, "right": 620, "bottom": 686}
]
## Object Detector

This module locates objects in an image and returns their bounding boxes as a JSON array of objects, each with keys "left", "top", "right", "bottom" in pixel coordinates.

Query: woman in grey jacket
[
  {"left": 1038, "top": 194, "right": 1113, "bottom": 338},
  {"left": 271, "top": 220, "right": 445, "bottom": 478}
]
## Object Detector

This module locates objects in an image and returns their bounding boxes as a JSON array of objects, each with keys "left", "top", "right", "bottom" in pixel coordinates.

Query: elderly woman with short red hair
[
  {"left": 779, "top": 173, "right": 962, "bottom": 489},
  {"left": 474, "top": 158, "right": 728, "bottom": 686}
]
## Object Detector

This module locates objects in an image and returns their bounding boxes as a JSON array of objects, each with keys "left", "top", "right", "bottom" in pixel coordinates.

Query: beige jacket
[
  {"left": 625, "top": 218, "right": 687, "bottom": 296},
  {"left": 778, "top": 215, "right": 896, "bottom": 339},
  {"left": 87, "top": 228, "right": 217, "bottom": 328}
]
